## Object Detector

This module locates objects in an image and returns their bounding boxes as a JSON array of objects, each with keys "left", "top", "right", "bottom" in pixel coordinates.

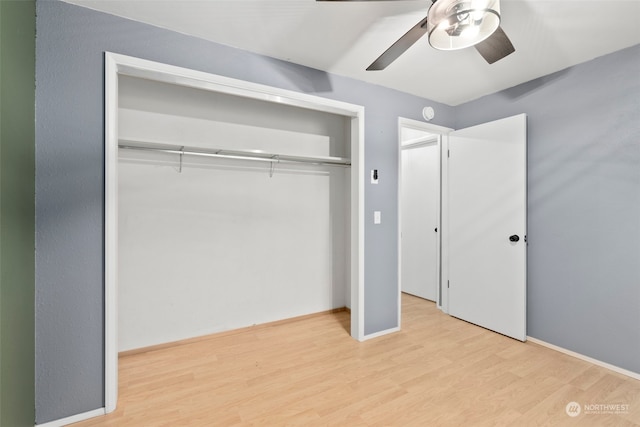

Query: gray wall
[
  {"left": 456, "top": 44, "right": 640, "bottom": 374},
  {"left": 35, "top": 0, "right": 640, "bottom": 422},
  {"left": 35, "top": 0, "right": 454, "bottom": 423}
]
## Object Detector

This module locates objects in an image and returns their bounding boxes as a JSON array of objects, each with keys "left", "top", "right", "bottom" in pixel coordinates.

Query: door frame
[
  {"left": 397, "top": 118, "right": 452, "bottom": 322},
  {"left": 105, "top": 52, "right": 365, "bottom": 413}
]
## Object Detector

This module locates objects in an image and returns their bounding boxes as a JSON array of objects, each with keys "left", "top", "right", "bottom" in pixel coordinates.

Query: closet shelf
[{"left": 118, "top": 140, "right": 351, "bottom": 167}]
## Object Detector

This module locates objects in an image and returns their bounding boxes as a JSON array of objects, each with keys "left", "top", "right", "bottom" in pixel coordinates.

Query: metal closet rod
[{"left": 118, "top": 141, "right": 351, "bottom": 167}]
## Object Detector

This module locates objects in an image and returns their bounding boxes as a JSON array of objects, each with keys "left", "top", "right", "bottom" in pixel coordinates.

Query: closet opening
[{"left": 105, "top": 53, "right": 364, "bottom": 413}]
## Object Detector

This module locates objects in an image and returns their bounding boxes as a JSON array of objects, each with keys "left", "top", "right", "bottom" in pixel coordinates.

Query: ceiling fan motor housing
[{"left": 428, "top": 0, "right": 501, "bottom": 50}]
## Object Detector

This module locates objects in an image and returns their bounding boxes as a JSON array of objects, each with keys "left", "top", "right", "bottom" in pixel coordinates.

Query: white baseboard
[
  {"left": 527, "top": 336, "right": 640, "bottom": 381},
  {"left": 35, "top": 408, "right": 105, "bottom": 427},
  {"left": 361, "top": 326, "right": 401, "bottom": 341}
]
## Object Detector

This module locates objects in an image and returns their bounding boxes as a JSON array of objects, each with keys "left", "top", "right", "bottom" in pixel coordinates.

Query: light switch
[
  {"left": 371, "top": 169, "right": 379, "bottom": 184},
  {"left": 374, "top": 211, "right": 381, "bottom": 224}
]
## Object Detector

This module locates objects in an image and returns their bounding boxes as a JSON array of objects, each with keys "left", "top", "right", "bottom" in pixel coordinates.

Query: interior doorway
[
  {"left": 401, "top": 133, "right": 439, "bottom": 301},
  {"left": 397, "top": 114, "right": 527, "bottom": 340},
  {"left": 398, "top": 118, "right": 452, "bottom": 314}
]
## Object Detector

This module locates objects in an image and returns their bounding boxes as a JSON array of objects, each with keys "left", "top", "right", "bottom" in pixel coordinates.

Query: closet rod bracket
[{"left": 269, "top": 156, "right": 279, "bottom": 178}]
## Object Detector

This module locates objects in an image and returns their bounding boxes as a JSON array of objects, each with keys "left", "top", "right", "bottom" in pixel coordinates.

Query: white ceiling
[{"left": 64, "top": 0, "right": 640, "bottom": 106}]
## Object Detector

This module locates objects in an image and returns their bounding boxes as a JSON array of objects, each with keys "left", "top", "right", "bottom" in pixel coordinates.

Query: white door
[
  {"left": 447, "top": 114, "right": 527, "bottom": 341},
  {"left": 401, "top": 141, "right": 439, "bottom": 301}
]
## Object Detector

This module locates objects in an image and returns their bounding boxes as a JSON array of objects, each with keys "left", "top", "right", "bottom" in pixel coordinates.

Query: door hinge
[
  {"left": 447, "top": 280, "right": 450, "bottom": 289},
  {"left": 447, "top": 149, "right": 450, "bottom": 158}
]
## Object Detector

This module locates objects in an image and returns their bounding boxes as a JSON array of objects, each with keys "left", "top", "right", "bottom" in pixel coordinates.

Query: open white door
[{"left": 447, "top": 114, "right": 526, "bottom": 341}]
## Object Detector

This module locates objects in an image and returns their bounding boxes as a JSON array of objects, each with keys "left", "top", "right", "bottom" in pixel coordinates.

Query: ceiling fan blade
[
  {"left": 366, "top": 17, "right": 428, "bottom": 71},
  {"left": 474, "top": 26, "right": 515, "bottom": 64}
]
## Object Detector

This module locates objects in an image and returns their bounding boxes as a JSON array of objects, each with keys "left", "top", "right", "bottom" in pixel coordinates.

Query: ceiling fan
[{"left": 318, "top": 0, "right": 515, "bottom": 70}]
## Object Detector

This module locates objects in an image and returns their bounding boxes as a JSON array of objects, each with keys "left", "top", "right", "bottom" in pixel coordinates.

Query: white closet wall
[{"left": 117, "top": 77, "right": 351, "bottom": 352}]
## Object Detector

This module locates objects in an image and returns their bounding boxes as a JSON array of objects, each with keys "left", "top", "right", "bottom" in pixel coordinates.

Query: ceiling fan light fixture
[{"left": 428, "top": 0, "right": 501, "bottom": 51}]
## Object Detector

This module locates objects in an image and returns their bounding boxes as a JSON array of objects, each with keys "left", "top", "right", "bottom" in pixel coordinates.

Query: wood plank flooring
[{"left": 73, "top": 294, "right": 640, "bottom": 426}]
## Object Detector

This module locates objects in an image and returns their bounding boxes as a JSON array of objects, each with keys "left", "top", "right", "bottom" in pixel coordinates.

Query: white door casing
[{"left": 447, "top": 114, "right": 527, "bottom": 341}]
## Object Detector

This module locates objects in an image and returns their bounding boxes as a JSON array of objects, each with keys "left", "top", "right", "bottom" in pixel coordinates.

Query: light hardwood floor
[{"left": 74, "top": 294, "right": 640, "bottom": 426}]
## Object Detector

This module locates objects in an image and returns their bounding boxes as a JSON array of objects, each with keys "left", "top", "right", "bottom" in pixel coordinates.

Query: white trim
[
  {"left": 434, "top": 137, "right": 442, "bottom": 310},
  {"left": 521, "top": 115, "right": 528, "bottom": 341},
  {"left": 439, "top": 133, "right": 451, "bottom": 313},
  {"left": 351, "top": 115, "right": 366, "bottom": 341},
  {"left": 104, "top": 53, "right": 119, "bottom": 414},
  {"left": 35, "top": 408, "right": 106, "bottom": 427},
  {"left": 361, "top": 326, "right": 401, "bottom": 341},
  {"left": 526, "top": 337, "right": 640, "bottom": 381},
  {"left": 398, "top": 117, "right": 452, "bottom": 134},
  {"left": 104, "top": 52, "right": 366, "bottom": 410},
  {"left": 401, "top": 137, "right": 439, "bottom": 149}
]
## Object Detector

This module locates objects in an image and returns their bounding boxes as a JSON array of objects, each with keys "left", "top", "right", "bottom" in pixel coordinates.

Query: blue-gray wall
[
  {"left": 35, "top": 0, "right": 640, "bottom": 423},
  {"left": 456, "top": 44, "right": 640, "bottom": 374},
  {"left": 34, "top": 1, "right": 454, "bottom": 423}
]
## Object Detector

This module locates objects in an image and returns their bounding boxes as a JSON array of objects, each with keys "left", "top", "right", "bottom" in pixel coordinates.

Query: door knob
[{"left": 509, "top": 235, "right": 520, "bottom": 242}]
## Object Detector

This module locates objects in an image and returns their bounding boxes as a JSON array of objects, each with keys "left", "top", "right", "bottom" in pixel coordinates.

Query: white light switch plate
[{"left": 374, "top": 211, "right": 381, "bottom": 224}]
